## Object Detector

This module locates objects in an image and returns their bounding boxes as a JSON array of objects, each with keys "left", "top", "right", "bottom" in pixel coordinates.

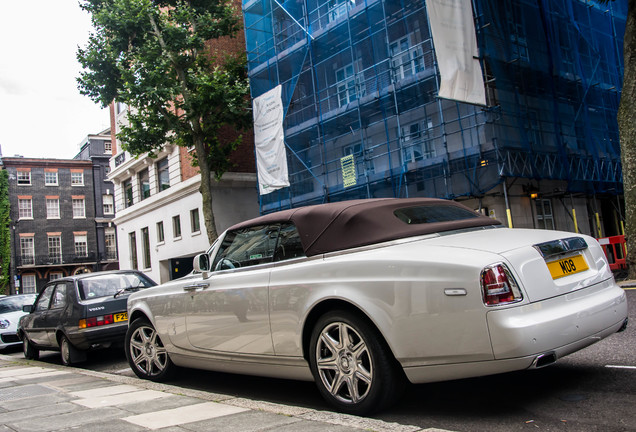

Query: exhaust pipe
[
  {"left": 617, "top": 318, "right": 628, "bottom": 333},
  {"left": 534, "top": 352, "right": 557, "bottom": 368}
]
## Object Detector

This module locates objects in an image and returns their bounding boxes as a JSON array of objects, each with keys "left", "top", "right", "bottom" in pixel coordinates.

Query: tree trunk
[
  {"left": 619, "top": 0, "right": 636, "bottom": 279},
  {"left": 193, "top": 134, "right": 219, "bottom": 244}
]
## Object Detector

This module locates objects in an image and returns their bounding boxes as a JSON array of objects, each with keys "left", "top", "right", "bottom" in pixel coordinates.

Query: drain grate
[{"left": 0, "top": 384, "right": 59, "bottom": 402}]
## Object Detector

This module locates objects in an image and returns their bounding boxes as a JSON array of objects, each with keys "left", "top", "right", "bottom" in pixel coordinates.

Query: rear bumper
[
  {"left": 403, "top": 317, "right": 626, "bottom": 384},
  {"left": 486, "top": 277, "right": 627, "bottom": 359},
  {"left": 68, "top": 322, "right": 128, "bottom": 350}
]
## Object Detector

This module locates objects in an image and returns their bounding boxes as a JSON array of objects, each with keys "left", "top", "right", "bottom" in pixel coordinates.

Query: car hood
[
  {"left": 0, "top": 310, "right": 27, "bottom": 324},
  {"left": 424, "top": 227, "right": 613, "bottom": 302}
]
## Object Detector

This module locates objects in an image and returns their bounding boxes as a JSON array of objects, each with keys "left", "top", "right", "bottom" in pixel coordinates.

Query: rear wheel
[
  {"left": 22, "top": 336, "right": 39, "bottom": 360},
  {"left": 125, "top": 318, "right": 175, "bottom": 381},
  {"left": 59, "top": 334, "right": 85, "bottom": 366},
  {"left": 309, "top": 310, "right": 405, "bottom": 415}
]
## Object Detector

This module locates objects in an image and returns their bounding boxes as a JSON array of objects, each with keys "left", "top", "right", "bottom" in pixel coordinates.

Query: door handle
[{"left": 184, "top": 283, "right": 209, "bottom": 291}]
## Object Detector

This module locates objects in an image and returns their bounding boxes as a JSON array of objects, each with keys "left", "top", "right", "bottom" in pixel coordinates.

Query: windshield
[
  {"left": 0, "top": 295, "right": 37, "bottom": 314},
  {"left": 77, "top": 273, "right": 155, "bottom": 300}
]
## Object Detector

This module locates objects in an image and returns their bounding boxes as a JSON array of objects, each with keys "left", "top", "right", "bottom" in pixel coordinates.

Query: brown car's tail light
[
  {"left": 79, "top": 314, "right": 115, "bottom": 329},
  {"left": 481, "top": 263, "right": 523, "bottom": 306}
]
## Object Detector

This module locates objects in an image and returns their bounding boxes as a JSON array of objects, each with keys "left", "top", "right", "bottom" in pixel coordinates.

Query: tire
[
  {"left": 309, "top": 310, "right": 406, "bottom": 415},
  {"left": 125, "top": 318, "right": 175, "bottom": 381},
  {"left": 22, "top": 336, "right": 39, "bottom": 361},
  {"left": 60, "top": 334, "right": 86, "bottom": 366}
]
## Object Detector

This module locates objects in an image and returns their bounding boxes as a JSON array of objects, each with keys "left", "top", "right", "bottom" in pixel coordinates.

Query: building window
[
  {"left": 17, "top": 170, "right": 31, "bottom": 186},
  {"left": 172, "top": 215, "right": 182, "bottom": 239},
  {"left": 103, "top": 194, "right": 114, "bottom": 214},
  {"left": 389, "top": 37, "right": 423, "bottom": 80},
  {"left": 105, "top": 142, "right": 112, "bottom": 154},
  {"left": 18, "top": 198, "right": 33, "bottom": 219},
  {"left": 157, "top": 158, "right": 170, "bottom": 191},
  {"left": 45, "top": 171, "right": 59, "bottom": 186},
  {"left": 48, "top": 235, "right": 62, "bottom": 264},
  {"left": 141, "top": 227, "right": 151, "bottom": 269},
  {"left": 129, "top": 232, "right": 138, "bottom": 269},
  {"left": 336, "top": 64, "right": 358, "bottom": 107},
  {"left": 46, "top": 197, "right": 60, "bottom": 219},
  {"left": 190, "top": 209, "right": 200, "bottom": 234},
  {"left": 22, "top": 274, "right": 36, "bottom": 294},
  {"left": 49, "top": 272, "right": 63, "bottom": 281},
  {"left": 72, "top": 197, "right": 86, "bottom": 218},
  {"left": 139, "top": 168, "right": 150, "bottom": 200},
  {"left": 156, "top": 221, "right": 165, "bottom": 243},
  {"left": 20, "top": 237, "right": 35, "bottom": 265},
  {"left": 71, "top": 171, "right": 84, "bottom": 186},
  {"left": 535, "top": 199, "right": 555, "bottom": 230},
  {"left": 105, "top": 228, "right": 117, "bottom": 260},
  {"left": 327, "top": 0, "right": 354, "bottom": 23},
  {"left": 74, "top": 234, "right": 88, "bottom": 257},
  {"left": 123, "top": 179, "right": 134, "bottom": 208}
]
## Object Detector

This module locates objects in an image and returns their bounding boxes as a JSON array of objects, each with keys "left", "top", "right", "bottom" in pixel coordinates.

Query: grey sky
[{"left": 0, "top": 1, "right": 109, "bottom": 159}]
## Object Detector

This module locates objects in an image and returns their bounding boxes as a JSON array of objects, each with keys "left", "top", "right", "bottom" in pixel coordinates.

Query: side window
[
  {"left": 50, "top": 284, "right": 67, "bottom": 310},
  {"left": 213, "top": 225, "right": 278, "bottom": 271},
  {"left": 274, "top": 223, "right": 306, "bottom": 262},
  {"left": 35, "top": 286, "right": 55, "bottom": 312}
]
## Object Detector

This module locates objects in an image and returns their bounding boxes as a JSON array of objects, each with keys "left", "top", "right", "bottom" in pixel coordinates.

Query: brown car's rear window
[{"left": 394, "top": 205, "right": 480, "bottom": 224}]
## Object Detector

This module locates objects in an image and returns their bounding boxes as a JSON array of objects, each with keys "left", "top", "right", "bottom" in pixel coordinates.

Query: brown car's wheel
[
  {"left": 22, "top": 336, "right": 39, "bottom": 360},
  {"left": 126, "top": 318, "right": 175, "bottom": 381},
  {"left": 309, "top": 310, "right": 405, "bottom": 415}
]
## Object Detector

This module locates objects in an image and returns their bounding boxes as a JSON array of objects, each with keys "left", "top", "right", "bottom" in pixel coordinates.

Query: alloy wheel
[
  {"left": 129, "top": 324, "right": 169, "bottom": 377},
  {"left": 315, "top": 321, "right": 373, "bottom": 404}
]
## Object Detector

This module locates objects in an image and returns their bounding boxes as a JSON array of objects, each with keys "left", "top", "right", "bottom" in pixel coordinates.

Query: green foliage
[
  {"left": 76, "top": 0, "right": 252, "bottom": 178},
  {"left": 0, "top": 170, "right": 11, "bottom": 294}
]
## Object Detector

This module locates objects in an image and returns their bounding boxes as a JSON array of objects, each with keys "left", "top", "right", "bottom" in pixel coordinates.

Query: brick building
[{"left": 3, "top": 157, "right": 111, "bottom": 294}]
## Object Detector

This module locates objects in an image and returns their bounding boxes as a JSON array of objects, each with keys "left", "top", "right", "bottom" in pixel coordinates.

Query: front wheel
[
  {"left": 22, "top": 335, "right": 39, "bottom": 360},
  {"left": 309, "top": 310, "right": 405, "bottom": 415},
  {"left": 125, "top": 318, "right": 175, "bottom": 381}
]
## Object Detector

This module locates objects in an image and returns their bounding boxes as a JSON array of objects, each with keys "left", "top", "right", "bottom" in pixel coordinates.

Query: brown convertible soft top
[{"left": 228, "top": 198, "right": 501, "bottom": 257}]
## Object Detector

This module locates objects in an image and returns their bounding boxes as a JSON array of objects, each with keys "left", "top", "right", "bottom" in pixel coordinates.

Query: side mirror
[
  {"left": 23, "top": 305, "right": 33, "bottom": 313},
  {"left": 193, "top": 253, "right": 211, "bottom": 278}
]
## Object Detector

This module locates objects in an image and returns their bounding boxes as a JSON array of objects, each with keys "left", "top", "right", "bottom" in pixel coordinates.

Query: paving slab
[
  {"left": 122, "top": 402, "right": 249, "bottom": 430},
  {"left": 0, "top": 355, "right": 438, "bottom": 432}
]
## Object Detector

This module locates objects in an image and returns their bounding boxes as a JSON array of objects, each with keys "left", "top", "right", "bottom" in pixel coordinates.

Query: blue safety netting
[{"left": 242, "top": 0, "right": 626, "bottom": 213}]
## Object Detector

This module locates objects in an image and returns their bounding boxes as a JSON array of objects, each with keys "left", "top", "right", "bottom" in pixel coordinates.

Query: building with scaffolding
[{"left": 242, "top": 0, "right": 626, "bottom": 237}]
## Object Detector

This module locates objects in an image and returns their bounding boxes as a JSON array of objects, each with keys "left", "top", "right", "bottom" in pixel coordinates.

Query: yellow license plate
[
  {"left": 114, "top": 312, "right": 128, "bottom": 323},
  {"left": 547, "top": 254, "right": 589, "bottom": 279}
]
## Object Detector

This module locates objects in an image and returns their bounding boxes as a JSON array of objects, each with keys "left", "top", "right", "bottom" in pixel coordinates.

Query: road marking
[
  {"left": 605, "top": 365, "right": 636, "bottom": 370},
  {"left": 123, "top": 402, "right": 249, "bottom": 430}
]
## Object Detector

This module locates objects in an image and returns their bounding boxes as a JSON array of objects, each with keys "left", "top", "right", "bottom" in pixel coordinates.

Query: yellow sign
[{"left": 341, "top": 154, "right": 357, "bottom": 188}]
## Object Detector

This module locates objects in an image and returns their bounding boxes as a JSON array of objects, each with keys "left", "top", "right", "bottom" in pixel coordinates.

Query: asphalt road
[{"left": 5, "top": 289, "right": 634, "bottom": 432}]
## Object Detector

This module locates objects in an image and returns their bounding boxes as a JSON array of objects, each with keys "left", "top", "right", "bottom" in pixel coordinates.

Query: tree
[
  {"left": 0, "top": 170, "right": 10, "bottom": 294},
  {"left": 77, "top": 0, "right": 252, "bottom": 243},
  {"left": 597, "top": 0, "right": 636, "bottom": 278}
]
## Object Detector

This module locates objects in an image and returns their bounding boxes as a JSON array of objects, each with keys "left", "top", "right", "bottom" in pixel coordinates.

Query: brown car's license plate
[
  {"left": 547, "top": 254, "right": 589, "bottom": 279},
  {"left": 114, "top": 312, "right": 128, "bottom": 323}
]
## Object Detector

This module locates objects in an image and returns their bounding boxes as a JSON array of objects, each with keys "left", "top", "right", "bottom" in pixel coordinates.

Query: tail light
[
  {"left": 481, "top": 263, "right": 523, "bottom": 306},
  {"left": 79, "top": 314, "right": 115, "bottom": 329}
]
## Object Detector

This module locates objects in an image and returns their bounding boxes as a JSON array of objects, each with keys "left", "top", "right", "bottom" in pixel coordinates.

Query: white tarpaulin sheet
[
  {"left": 427, "top": 0, "right": 486, "bottom": 106},
  {"left": 253, "top": 85, "right": 290, "bottom": 194}
]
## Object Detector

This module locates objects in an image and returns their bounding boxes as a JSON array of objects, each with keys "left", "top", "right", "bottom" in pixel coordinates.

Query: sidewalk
[{"left": 0, "top": 355, "right": 445, "bottom": 432}]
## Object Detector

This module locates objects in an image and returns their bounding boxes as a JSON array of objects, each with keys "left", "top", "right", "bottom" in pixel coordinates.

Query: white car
[
  {"left": 126, "top": 198, "right": 628, "bottom": 415},
  {"left": 0, "top": 294, "right": 37, "bottom": 350}
]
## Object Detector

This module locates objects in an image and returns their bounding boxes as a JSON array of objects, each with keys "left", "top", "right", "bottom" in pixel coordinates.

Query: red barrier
[{"left": 597, "top": 235, "right": 626, "bottom": 271}]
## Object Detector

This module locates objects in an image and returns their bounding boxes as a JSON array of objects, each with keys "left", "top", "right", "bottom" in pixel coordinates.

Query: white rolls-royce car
[{"left": 126, "top": 198, "right": 628, "bottom": 414}]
